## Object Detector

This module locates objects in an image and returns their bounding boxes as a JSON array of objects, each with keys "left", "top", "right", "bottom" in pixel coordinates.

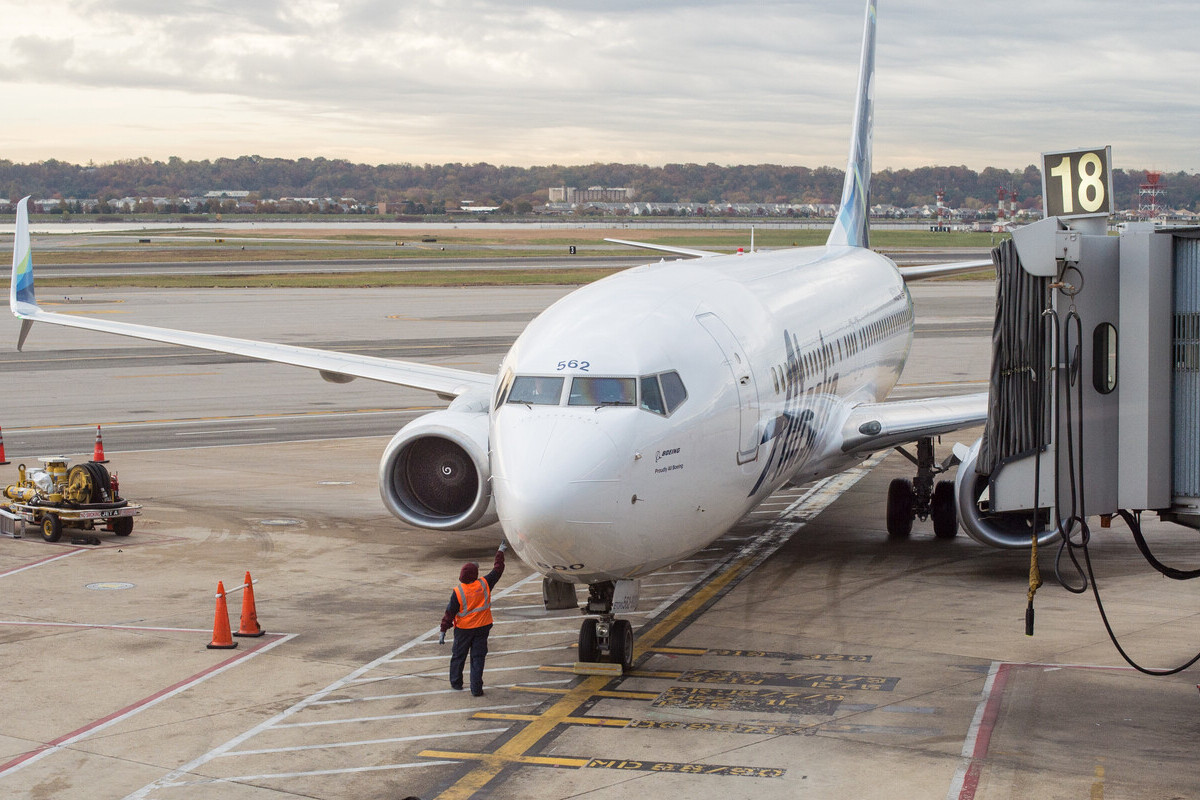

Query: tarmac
[{"left": 0, "top": 279, "right": 1198, "bottom": 799}]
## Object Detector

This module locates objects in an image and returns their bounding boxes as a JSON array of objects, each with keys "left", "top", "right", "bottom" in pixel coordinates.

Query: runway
[{"left": 0, "top": 277, "right": 1198, "bottom": 800}]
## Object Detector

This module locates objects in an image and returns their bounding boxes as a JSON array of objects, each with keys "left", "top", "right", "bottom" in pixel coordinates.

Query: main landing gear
[{"left": 887, "top": 436, "right": 959, "bottom": 539}]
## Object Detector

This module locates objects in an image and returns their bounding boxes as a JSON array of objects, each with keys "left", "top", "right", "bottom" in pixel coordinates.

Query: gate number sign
[{"left": 1041, "top": 146, "right": 1113, "bottom": 219}]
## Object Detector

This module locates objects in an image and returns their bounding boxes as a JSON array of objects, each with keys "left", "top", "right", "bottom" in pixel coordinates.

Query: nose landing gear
[{"left": 576, "top": 580, "right": 634, "bottom": 671}]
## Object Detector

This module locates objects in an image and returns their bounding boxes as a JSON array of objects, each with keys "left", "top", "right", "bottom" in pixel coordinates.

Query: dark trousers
[{"left": 449, "top": 623, "right": 492, "bottom": 694}]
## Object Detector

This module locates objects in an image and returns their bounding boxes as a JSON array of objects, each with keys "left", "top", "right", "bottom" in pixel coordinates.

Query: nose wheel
[
  {"left": 576, "top": 581, "right": 634, "bottom": 671},
  {"left": 578, "top": 617, "right": 633, "bottom": 671}
]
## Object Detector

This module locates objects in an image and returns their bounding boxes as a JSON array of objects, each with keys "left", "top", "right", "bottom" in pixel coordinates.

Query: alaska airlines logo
[{"left": 749, "top": 330, "right": 838, "bottom": 497}]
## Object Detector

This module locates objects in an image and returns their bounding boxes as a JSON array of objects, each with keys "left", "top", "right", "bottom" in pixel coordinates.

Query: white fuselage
[{"left": 490, "top": 245, "right": 913, "bottom": 584}]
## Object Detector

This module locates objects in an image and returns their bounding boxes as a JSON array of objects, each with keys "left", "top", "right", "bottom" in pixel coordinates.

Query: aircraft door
[{"left": 696, "top": 312, "right": 761, "bottom": 464}]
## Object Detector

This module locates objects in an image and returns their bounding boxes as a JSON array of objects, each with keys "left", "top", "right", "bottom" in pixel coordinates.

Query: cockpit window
[
  {"left": 637, "top": 371, "right": 687, "bottom": 416},
  {"left": 494, "top": 369, "right": 515, "bottom": 409},
  {"left": 639, "top": 375, "right": 665, "bottom": 415},
  {"left": 660, "top": 370, "right": 688, "bottom": 413},
  {"left": 506, "top": 375, "right": 564, "bottom": 405},
  {"left": 569, "top": 376, "right": 636, "bottom": 406}
]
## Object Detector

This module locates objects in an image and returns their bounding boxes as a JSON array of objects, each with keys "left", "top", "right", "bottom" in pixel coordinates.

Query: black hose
[
  {"left": 1116, "top": 509, "right": 1200, "bottom": 581},
  {"left": 1049, "top": 308, "right": 1089, "bottom": 594},
  {"left": 1055, "top": 310, "right": 1200, "bottom": 674}
]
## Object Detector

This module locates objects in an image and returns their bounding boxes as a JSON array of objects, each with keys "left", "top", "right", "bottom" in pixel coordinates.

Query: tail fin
[
  {"left": 10, "top": 196, "right": 37, "bottom": 349},
  {"left": 826, "top": 0, "right": 877, "bottom": 249}
]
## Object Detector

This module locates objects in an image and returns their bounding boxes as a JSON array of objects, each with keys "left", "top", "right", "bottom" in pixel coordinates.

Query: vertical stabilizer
[{"left": 826, "top": 0, "right": 877, "bottom": 249}]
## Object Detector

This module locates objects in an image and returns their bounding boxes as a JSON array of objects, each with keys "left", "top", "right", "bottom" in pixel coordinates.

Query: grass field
[{"left": 27, "top": 224, "right": 1000, "bottom": 288}]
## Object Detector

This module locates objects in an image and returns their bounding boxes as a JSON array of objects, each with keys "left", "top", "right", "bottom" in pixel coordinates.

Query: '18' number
[{"left": 1048, "top": 151, "right": 1107, "bottom": 215}]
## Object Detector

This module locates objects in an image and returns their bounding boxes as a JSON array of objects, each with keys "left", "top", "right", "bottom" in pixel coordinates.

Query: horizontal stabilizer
[
  {"left": 898, "top": 259, "right": 994, "bottom": 282},
  {"left": 604, "top": 238, "right": 718, "bottom": 259}
]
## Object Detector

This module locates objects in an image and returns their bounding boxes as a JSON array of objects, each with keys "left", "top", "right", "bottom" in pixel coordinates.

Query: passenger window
[
  {"left": 660, "top": 371, "right": 688, "bottom": 413},
  {"left": 507, "top": 375, "right": 564, "bottom": 405},
  {"left": 640, "top": 375, "right": 666, "bottom": 415},
  {"left": 569, "top": 376, "right": 636, "bottom": 406}
]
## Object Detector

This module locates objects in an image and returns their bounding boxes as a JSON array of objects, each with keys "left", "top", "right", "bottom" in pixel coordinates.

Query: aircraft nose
[{"left": 492, "top": 411, "right": 628, "bottom": 559}]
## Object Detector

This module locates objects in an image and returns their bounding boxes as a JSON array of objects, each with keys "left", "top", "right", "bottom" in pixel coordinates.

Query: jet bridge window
[
  {"left": 507, "top": 375, "right": 564, "bottom": 405},
  {"left": 569, "top": 376, "right": 636, "bottom": 406}
]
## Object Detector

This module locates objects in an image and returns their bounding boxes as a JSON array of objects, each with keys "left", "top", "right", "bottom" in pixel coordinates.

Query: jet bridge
[{"left": 955, "top": 146, "right": 1200, "bottom": 668}]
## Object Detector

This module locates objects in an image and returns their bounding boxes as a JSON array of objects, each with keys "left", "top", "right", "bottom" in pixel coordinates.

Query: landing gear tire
[
  {"left": 887, "top": 477, "right": 915, "bottom": 538},
  {"left": 931, "top": 480, "right": 958, "bottom": 539},
  {"left": 578, "top": 618, "right": 599, "bottom": 662},
  {"left": 42, "top": 514, "right": 63, "bottom": 543},
  {"left": 610, "top": 619, "right": 633, "bottom": 672}
]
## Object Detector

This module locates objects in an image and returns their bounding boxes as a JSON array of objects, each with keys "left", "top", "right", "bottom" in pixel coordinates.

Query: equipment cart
[{"left": 1, "top": 457, "right": 141, "bottom": 542}]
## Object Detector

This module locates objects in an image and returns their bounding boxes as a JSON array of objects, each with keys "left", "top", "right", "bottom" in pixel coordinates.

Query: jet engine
[
  {"left": 954, "top": 437, "right": 1058, "bottom": 549},
  {"left": 378, "top": 404, "right": 496, "bottom": 532}
]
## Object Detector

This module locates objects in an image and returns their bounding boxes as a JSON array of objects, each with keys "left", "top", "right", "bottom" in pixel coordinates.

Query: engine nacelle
[
  {"left": 954, "top": 437, "right": 1058, "bottom": 549},
  {"left": 378, "top": 407, "right": 496, "bottom": 531}
]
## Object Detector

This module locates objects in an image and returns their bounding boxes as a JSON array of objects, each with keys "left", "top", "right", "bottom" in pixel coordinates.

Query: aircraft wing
[
  {"left": 839, "top": 391, "right": 988, "bottom": 455},
  {"left": 9, "top": 198, "right": 494, "bottom": 399},
  {"left": 897, "top": 258, "right": 993, "bottom": 281}
]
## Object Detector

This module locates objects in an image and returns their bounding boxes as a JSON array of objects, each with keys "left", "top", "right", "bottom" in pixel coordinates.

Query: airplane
[{"left": 10, "top": 0, "right": 1002, "bottom": 670}]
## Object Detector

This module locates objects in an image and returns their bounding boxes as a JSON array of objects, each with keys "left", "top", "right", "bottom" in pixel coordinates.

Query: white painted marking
[
  {"left": 222, "top": 727, "right": 510, "bottom": 757},
  {"left": 0, "top": 548, "right": 86, "bottom": 578},
  {"left": 488, "top": 628, "right": 576, "bottom": 640},
  {"left": 0, "top": 620, "right": 211, "bottom": 633},
  {"left": 311, "top": 679, "right": 572, "bottom": 706},
  {"left": 271, "top": 702, "right": 539, "bottom": 729},
  {"left": 388, "top": 644, "right": 568, "bottom": 664},
  {"left": 175, "top": 427, "right": 278, "bottom": 436},
  {"left": 945, "top": 661, "right": 1000, "bottom": 800},
  {"left": 350, "top": 663, "right": 572, "bottom": 685},
  {"left": 163, "top": 760, "right": 461, "bottom": 786}
]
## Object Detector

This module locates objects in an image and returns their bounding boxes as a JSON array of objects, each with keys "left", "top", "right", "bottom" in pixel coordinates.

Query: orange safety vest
[{"left": 453, "top": 578, "right": 493, "bottom": 628}]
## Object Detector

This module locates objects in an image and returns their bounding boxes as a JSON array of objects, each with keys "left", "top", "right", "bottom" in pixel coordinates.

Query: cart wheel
[
  {"left": 112, "top": 517, "right": 133, "bottom": 536},
  {"left": 42, "top": 515, "right": 63, "bottom": 543}
]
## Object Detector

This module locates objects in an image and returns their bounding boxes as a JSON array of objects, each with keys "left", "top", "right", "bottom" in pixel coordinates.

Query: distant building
[
  {"left": 204, "top": 190, "right": 251, "bottom": 199},
  {"left": 548, "top": 186, "right": 633, "bottom": 203}
]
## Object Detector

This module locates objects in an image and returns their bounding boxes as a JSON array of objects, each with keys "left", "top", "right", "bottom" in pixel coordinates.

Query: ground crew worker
[{"left": 439, "top": 542, "right": 506, "bottom": 696}]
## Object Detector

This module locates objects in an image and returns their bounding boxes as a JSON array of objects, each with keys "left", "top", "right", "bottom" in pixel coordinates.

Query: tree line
[{"left": 1, "top": 156, "right": 1194, "bottom": 212}]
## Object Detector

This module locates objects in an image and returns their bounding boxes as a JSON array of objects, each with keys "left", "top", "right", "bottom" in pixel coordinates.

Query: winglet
[
  {"left": 11, "top": 196, "right": 37, "bottom": 349},
  {"left": 11, "top": 196, "right": 36, "bottom": 311},
  {"left": 826, "top": 0, "right": 877, "bottom": 250}
]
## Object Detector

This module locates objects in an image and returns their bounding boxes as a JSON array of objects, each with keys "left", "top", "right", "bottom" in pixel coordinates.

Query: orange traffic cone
[
  {"left": 207, "top": 581, "right": 238, "bottom": 649},
  {"left": 92, "top": 425, "right": 108, "bottom": 464},
  {"left": 0, "top": 426, "right": 8, "bottom": 466},
  {"left": 234, "top": 571, "right": 264, "bottom": 637}
]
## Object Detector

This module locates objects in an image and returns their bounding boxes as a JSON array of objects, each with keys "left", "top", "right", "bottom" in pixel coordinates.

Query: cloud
[{"left": 0, "top": 1, "right": 1197, "bottom": 170}]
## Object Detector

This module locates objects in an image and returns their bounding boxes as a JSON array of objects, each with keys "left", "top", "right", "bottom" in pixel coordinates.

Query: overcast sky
[{"left": 2, "top": 1, "right": 1196, "bottom": 172}]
